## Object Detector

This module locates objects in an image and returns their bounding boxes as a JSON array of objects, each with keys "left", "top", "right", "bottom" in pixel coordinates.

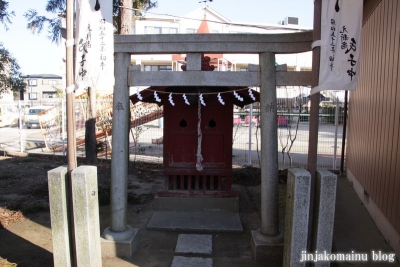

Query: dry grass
[
  {"left": 0, "top": 257, "right": 17, "bottom": 267},
  {"left": 0, "top": 208, "right": 26, "bottom": 229}
]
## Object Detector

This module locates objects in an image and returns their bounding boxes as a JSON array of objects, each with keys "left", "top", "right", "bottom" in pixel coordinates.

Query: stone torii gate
[{"left": 102, "top": 32, "right": 312, "bottom": 260}]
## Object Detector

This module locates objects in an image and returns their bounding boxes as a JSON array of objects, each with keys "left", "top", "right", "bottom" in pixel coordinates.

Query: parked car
[{"left": 25, "top": 106, "right": 52, "bottom": 129}]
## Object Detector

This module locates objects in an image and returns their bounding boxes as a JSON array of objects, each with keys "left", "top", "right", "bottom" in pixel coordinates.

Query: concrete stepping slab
[
  {"left": 147, "top": 211, "right": 243, "bottom": 233},
  {"left": 171, "top": 256, "right": 212, "bottom": 267},
  {"left": 175, "top": 234, "right": 212, "bottom": 255}
]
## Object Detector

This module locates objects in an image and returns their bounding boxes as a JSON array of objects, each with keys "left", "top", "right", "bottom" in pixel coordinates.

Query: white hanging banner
[
  {"left": 311, "top": 0, "right": 363, "bottom": 95},
  {"left": 75, "top": 0, "right": 114, "bottom": 92}
]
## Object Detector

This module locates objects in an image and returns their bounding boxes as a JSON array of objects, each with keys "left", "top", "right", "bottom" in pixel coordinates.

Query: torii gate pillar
[
  {"left": 250, "top": 52, "right": 284, "bottom": 262},
  {"left": 101, "top": 52, "right": 139, "bottom": 257}
]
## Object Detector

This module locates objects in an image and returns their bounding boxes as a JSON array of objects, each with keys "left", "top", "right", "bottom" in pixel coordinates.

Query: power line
[{"left": 117, "top": 5, "right": 309, "bottom": 31}]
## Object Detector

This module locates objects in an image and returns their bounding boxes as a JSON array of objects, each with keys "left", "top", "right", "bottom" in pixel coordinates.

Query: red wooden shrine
[
  {"left": 130, "top": 85, "right": 259, "bottom": 197},
  {"left": 162, "top": 87, "right": 234, "bottom": 197}
]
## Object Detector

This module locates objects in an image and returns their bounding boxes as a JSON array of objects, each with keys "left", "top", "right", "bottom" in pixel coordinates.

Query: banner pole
[
  {"left": 66, "top": 0, "right": 77, "bottom": 265},
  {"left": 306, "top": 0, "right": 322, "bottom": 257}
]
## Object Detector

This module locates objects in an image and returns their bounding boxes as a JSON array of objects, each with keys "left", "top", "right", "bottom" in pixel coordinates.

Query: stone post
[
  {"left": 251, "top": 52, "right": 284, "bottom": 262},
  {"left": 71, "top": 166, "right": 102, "bottom": 266},
  {"left": 102, "top": 52, "right": 139, "bottom": 257},
  {"left": 48, "top": 166, "right": 72, "bottom": 267},
  {"left": 313, "top": 169, "right": 337, "bottom": 267},
  {"left": 283, "top": 168, "right": 311, "bottom": 267}
]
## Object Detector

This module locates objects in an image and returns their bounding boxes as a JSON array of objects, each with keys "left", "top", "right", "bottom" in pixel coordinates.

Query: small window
[
  {"left": 186, "top": 28, "right": 196, "bottom": 34},
  {"left": 28, "top": 79, "right": 37, "bottom": 86},
  {"left": 43, "top": 91, "right": 56, "bottom": 98},
  {"left": 29, "top": 93, "right": 38, "bottom": 100},
  {"left": 144, "top": 65, "right": 172, "bottom": 71},
  {"left": 154, "top": 27, "right": 162, "bottom": 34},
  {"left": 44, "top": 80, "right": 59, "bottom": 85},
  {"left": 240, "top": 68, "right": 248, "bottom": 72},
  {"left": 159, "top": 65, "right": 172, "bottom": 71},
  {"left": 169, "top": 28, "right": 178, "bottom": 34},
  {"left": 144, "top": 26, "right": 162, "bottom": 34}
]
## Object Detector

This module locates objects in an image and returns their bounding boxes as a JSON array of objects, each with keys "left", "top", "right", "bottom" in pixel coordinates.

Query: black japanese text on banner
[
  {"left": 75, "top": 0, "right": 114, "bottom": 93},
  {"left": 311, "top": 0, "right": 363, "bottom": 95}
]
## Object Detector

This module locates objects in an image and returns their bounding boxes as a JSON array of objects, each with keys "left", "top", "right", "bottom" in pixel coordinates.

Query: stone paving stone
[
  {"left": 171, "top": 256, "right": 212, "bottom": 267},
  {"left": 175, "top": 234, "right": 212, "bottom": 255}
]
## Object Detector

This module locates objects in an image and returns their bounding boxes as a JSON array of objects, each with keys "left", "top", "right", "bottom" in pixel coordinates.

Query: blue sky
[{"left": 0, "top": 0, "right": 313, "bottom": 76}]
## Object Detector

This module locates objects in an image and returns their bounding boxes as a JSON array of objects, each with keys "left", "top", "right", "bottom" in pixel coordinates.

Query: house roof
[
  {"left": 183, "top": 5, "right": 231, "bottom": 24},
  {"left": 197, "top": 14, "right": 211, "bottom": 33},
  {"left": 20, "top": 74, "right": 62, "bottom": 79}
]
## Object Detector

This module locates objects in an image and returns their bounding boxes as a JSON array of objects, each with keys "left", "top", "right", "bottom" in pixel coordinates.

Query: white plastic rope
[
  {"left": 65, "top": 39, "right": 75, "bottom": 47},
  {"left": 196, "top": 95, "right": 203, "bottom": 171},
  {"left": 65, "top": 84, "right": 75, "bottom": 94},
  {"left": 312, "top": 40, "right": 322, "bottom": 49}
]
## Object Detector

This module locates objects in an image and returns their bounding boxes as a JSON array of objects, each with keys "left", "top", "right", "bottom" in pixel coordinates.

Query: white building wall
[{"left": 130, "top": 6, "right": 313, "bottom": 99}]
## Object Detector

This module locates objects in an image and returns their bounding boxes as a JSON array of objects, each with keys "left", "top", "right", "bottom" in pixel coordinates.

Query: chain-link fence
[{"left": 38, "top": 87, "right": 346, "bottom": 171}]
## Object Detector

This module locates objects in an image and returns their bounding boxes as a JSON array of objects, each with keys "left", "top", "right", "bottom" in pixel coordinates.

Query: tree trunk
[
  {"left": 85, "top": 86, "right": 97, "bottom": 165},
  {"left": 119, "top": 0, "right": 132, "bottom": 34}
]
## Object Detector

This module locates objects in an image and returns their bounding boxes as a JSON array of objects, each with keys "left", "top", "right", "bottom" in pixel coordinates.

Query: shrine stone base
[
  {"left": 101, "top": 226, "right": 139, "bottom": 258},
  {"left": 251, "top": 229, "right": 284, "bottom": 264}
]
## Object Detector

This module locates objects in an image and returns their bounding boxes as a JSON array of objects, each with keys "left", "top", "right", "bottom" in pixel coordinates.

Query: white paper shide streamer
[
  {"left": 136, "top": 89, "right": 143, "bottom": 100},
  {"left": 234, "top": 91, "right": 244, "bottom": 102},
  {"left": 217, "top": 93, "right": 225, "bottom": 105},
  {"left": 248, "top": 89, "right": 256, "bottom": 101},
  {"left": 154, "top": 91, "right": 161, "bottom": 102},
  {"left": 199, "top": 94, "right": 206, "bottom": 106},
  {"left": 183, "top": 94, "right": 190, "bottom": 105},
  {"left": 168, "top": 93, "right": 175, "bottom": 106}
]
